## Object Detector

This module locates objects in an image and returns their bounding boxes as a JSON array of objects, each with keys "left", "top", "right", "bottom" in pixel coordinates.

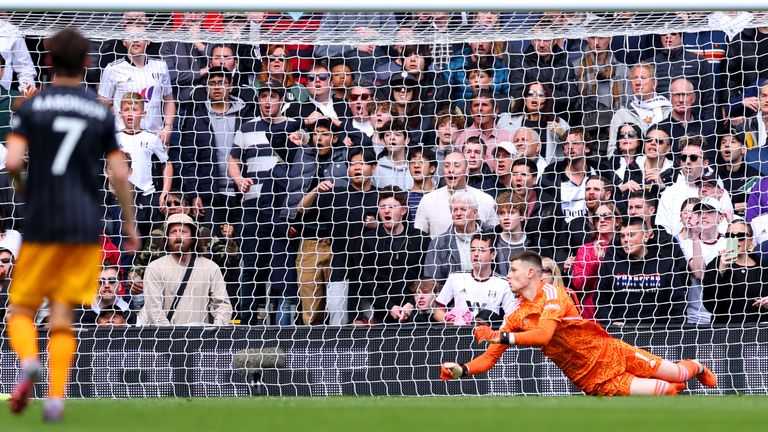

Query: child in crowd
[
  {"left": 116, "top": 92, "right": 173, "bottom": 230},
  {"left": 373, "top": 119, "right": 413, "bottom": 190},
  {"left": 406, "top": 146, "right": 437, "bottom": 222},
  {"left": 494, "top": 191, "right": 528, "bottom": 275},
  {"left": 390, "top": 279, "right": 439, "bottom": 324}
]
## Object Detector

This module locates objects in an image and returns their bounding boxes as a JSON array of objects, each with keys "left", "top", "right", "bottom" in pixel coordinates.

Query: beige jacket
[{"left": 138, "top": 254, "right": 233, "bottom": 326}]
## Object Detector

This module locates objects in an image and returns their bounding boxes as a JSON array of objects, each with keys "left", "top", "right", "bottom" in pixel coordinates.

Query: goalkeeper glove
[
  {"left": 440, "top": 362, "right": 468, "bottom": 380},
  {"left": 474, "top": 326, "right": 512, "bottom": 344}
]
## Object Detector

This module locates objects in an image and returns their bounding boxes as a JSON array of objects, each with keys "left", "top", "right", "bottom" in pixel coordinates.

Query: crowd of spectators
[{"left": 2, "top": 11, "right": 768, "bottom": 327}]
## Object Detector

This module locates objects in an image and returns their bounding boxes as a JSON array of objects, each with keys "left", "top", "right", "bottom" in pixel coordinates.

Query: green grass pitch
[{"left": 1, "top": 396, "right": 766, "bottom": 431}]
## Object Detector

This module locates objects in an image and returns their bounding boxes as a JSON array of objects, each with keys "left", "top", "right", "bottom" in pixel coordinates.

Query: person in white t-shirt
[
  {"left": 116, "top": 92, "right": 173, "bottom": 225},
  {"left": 115, "top": 92, "right": 173, "bottom": 235},
  {"left": 414, "top": 152, "right": 498, "bottom": 239},
  {"left": 677, "top": 197, "right": 726, "bottom": 325},
  {"left": 657, "top": 137, "right": 733, "bottom": 236},
  {"left": 0, "top": 18, "right": 36, "bottom": 94},
  {"left": 98, "top": 28, "right": 176, "bottom": 144},
  {"left": 434, "top": 233, "right": 515, "bottom": 327}
]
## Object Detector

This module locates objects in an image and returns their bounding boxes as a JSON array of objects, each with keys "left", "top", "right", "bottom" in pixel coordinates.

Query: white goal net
[{"left": 0, "top": 10, "right": 767, "bottom": 397}]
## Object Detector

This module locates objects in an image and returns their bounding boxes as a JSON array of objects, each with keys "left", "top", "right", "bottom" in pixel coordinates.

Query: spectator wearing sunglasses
[
  {"left": 254, "top": 45, "right": 309, "bottom": 104},
  {"left": 703, "top": 220, "right": 768, "bottom": 325},
  {"left": 383, "top": 45, "right": 449, "bottom": 147},
  {"left": 657, "top": 136, "right": 734, "bottom": 236},
  {"left": 613, "top": 123, "right": 643, "bottom": 192},
  {"left": 677, "top": 197, "right": 727, "bottom": 324},
  {"left": 75, "top": 266, "right": 135, "bottom": 326},
  {"left": 340, "top": 84, "right": 375, "bottom": 149},
  {"left": 285, "top": 62, "right": 346, "bottom": 127},
  {"left": 617, "top": 126, "right": 675, "bottom": 203}
]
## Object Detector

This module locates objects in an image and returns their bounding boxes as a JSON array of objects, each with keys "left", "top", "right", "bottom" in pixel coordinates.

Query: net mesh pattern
[{"left": 0, "top": 10, "right": 767, "bottom": 397}]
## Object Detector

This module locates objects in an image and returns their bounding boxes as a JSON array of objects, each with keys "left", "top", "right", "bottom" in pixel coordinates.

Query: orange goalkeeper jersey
[{"left": 466, "top": 282, "right": 620, "bottom": 388}]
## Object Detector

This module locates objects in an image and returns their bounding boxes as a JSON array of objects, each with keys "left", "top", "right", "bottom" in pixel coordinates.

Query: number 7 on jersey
[{"left": 51, "top": 116, "right": 87, "bottom": 175}]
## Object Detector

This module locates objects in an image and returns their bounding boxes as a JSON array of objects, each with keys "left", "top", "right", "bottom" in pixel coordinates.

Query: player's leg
[
  {"left": 7, "top": 243, "right": 49, "bottom": 415},
  {"left": 42, "top": 301, "right": 75, "bottom": 422},
  {"left": 619, "top": 338, "right": 718, "bottom": 388},
  {"left": 629, "top": 377, "right": 685, "bottom": 396},
  {"left": 42, "top": 243, "right": 103, "bottom": 422},
  {"left": 7, "top": 305, "right": 42, "bottom": 414},
  {"left": 585, "top": 372, "right": 683, "bottom": 396},
  {"left": 653, "top": 359, "right": 718, "bottom": 387}
]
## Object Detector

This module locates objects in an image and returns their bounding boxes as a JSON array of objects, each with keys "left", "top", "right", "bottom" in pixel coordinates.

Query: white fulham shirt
[
  {"left": 117, "top": 130, "right": 169, "bottom": 194},
  {"left": 436, "top": 271, "right": 515, "bottom": 322},
  {"left": 98, "top": 57, "right": 173, "bottom": 132}
]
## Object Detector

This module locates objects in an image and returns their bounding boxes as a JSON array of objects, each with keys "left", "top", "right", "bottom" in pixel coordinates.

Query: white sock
[
  {"left": 44, "top": 397, "right": 64, "bottom": 410},
  {"left": 691, "top": 360, "right": 704, "bottom": 374},
  {"left": 20, "top": 358, "right": 41, "bottom": 379}
]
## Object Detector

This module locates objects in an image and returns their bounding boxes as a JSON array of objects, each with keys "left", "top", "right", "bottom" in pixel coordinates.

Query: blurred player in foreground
[
  {"left": 440, "top": 251, "right": 718, "bottom": 396},
  {"left": 5, "top": 28, "right": 139, "bottom": 421}
]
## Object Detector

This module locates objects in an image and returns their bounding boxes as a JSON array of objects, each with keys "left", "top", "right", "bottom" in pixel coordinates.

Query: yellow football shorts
[{"left": 10, "top": 242, "right": 103, "bottom": 308}]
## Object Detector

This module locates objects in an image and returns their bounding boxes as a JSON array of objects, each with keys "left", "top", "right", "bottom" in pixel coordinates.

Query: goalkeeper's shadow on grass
[{"left": 232, "top": 347, "right": 286, "bottom": 396}]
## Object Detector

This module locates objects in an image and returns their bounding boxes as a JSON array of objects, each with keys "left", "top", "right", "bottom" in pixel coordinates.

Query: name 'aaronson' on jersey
[{"left": 30, "top": 93, "right": 108, "bottom": 120}]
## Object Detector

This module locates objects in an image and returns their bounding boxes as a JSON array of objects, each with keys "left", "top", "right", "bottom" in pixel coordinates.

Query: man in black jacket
[
  {"left": 596, "top": 217, "right": 688, "bottom": 328},
  {"left": 651, "top": 32, "right": 716, "bottom": 114},
  {"left": 314, "top": 147, "right": 380, "bottom": 325},
  {"left": 358, "top": 186, "right": 430, "bottom": 323},
  {"left": 285, "top": 62, "right": 346, "bottom": 127},
  {"left": 625, "top": 189, "right": 681, "bottom": 251},
  {"left": 659, "top": 78, "right": 717, "bottom": 158},
  {"left": 243, "top": 161, "right": 301, "bottom": 325},
  {"left": 509, "top": 158, "right": 557, "bottom": 259},
  {"left": 540, "top": 128, "right": 614, "bottom": 262},
  {"left": 179, "top": 67, "right": 250, "bottom": 231}
]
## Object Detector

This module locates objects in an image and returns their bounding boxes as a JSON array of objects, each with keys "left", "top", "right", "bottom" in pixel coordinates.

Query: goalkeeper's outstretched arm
[
  {"left": 439, "top": 324, "right": 510, "bottom": 380},
  {"left": 474, "top": 319, "right": 558, "bottom": 347},
  {"left": 440, "top": 320, "right": 558, "bottom": 380}
]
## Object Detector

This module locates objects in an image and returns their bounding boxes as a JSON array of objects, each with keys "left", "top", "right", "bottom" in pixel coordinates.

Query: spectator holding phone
[
  {"left": 678, "top": 197, "right": 726, "bottom": 325},
  {"left": 703, "top": 220, "right": 768, "bottom": 324}
]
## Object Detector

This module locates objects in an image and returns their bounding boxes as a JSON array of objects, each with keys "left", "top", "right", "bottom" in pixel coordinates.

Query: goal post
[{"left": 0, "top": 9, "right": 767, "bottom": 397}]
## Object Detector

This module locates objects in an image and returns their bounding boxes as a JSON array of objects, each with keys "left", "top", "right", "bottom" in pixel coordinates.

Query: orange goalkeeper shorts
[
  {"left": 580, "top": 339, "right": 663, "bottom": 396},
  {"left": 10, "top": 242, "right": 103, "bottom": 309}
]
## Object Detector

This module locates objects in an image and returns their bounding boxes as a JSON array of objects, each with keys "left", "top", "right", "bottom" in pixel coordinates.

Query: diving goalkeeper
[{"left": 440, "top": 251, "right": 717, "bottom": 396}]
